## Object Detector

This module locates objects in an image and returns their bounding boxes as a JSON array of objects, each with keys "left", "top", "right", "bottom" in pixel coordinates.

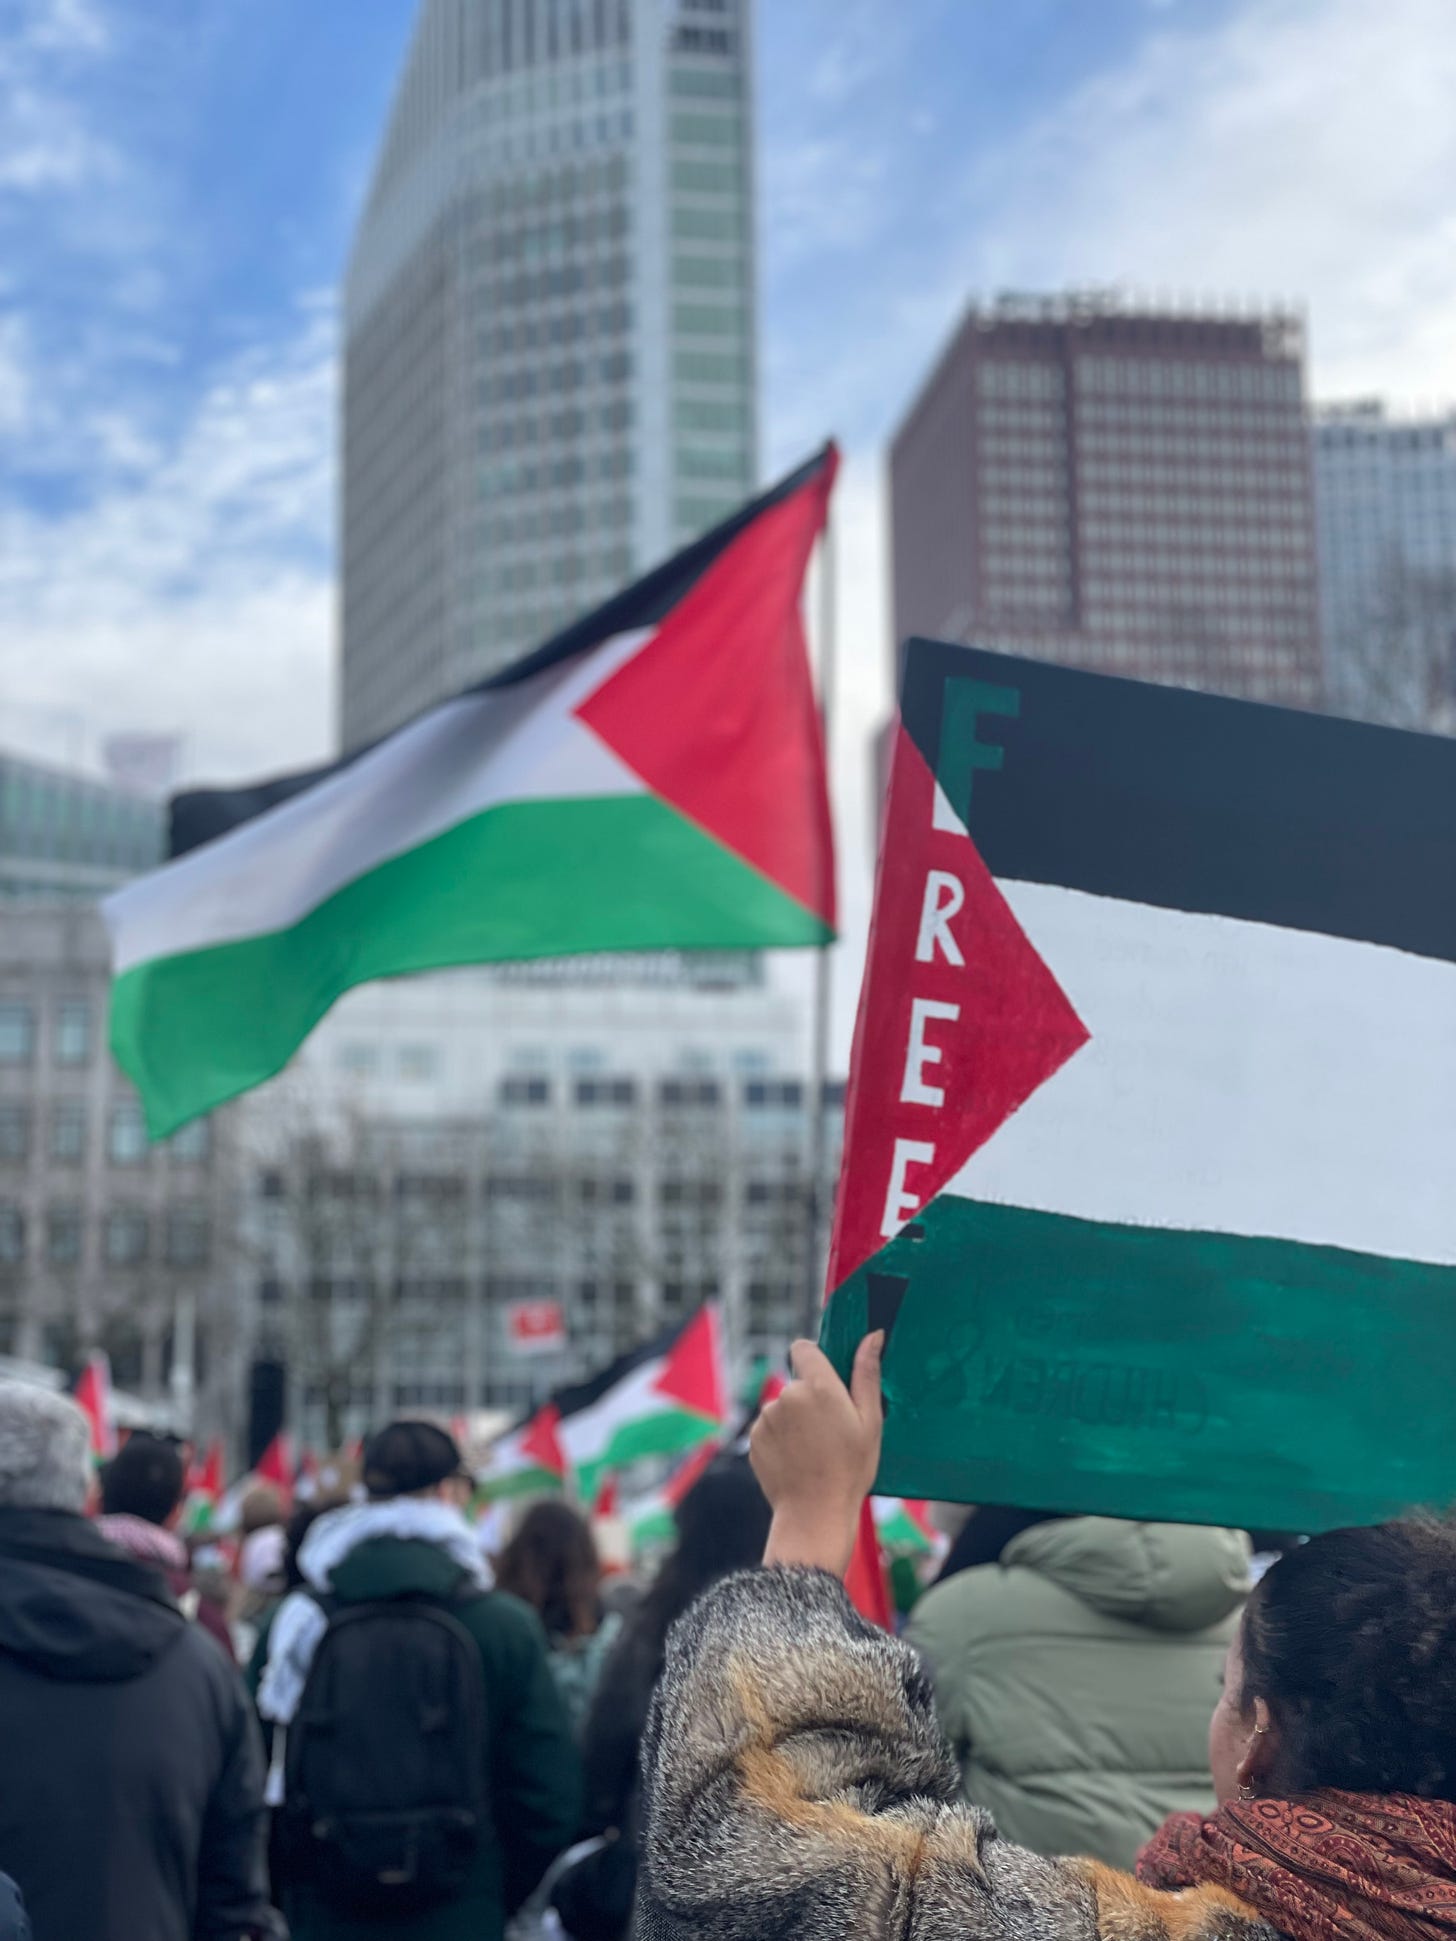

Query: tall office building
[
  {"left": 890, "top": 294, "right": 1321, "bottom": 707},
  {"left": 1313, "top": 402, "right": 1456, "bottom": 734},
  {"left": 341, "top": 0, "right": 758, "bottom": 750}
]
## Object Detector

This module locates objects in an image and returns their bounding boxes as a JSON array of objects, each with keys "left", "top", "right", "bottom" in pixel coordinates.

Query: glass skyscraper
[
  {"left": 0, "top": 751, "right": 163, "bottom": 903},
  {"left": 341, "top": 0, "right": 757, "bottom": 751},
  {"left": 1313, "top": 403, "right": 1456, "bottom": 734}
]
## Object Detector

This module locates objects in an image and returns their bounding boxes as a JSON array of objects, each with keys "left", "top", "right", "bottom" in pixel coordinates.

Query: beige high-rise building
[{"left": 341, "top": 0, "right": 759, "bottom": 751}]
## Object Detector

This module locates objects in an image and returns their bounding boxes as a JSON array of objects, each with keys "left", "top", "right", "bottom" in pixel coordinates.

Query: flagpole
[{"left": 803, "top": 510, "right": 836, "bottom": 1341}]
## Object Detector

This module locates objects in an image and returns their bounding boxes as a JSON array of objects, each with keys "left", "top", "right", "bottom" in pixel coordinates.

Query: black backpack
[{"left": 280, "top": 1589, "right": 490, "bottom": 1915}]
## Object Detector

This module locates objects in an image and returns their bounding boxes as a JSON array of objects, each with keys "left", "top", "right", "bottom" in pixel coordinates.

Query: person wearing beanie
[
  {"left": 258, "top": 1419, "right": 580, "bottom": 1941},
  {"left": 0, "top": 1383, "right": 277, "bottom": 1941}
]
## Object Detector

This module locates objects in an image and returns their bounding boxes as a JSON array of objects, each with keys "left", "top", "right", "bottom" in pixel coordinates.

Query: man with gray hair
[{"left": 0, "top": 1383, "right": 278, "bottom": 1940}]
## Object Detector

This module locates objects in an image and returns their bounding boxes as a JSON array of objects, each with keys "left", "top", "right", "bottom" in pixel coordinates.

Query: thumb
[{"left": 849, "top": 1330, "right": 885, "bottom": 1425}]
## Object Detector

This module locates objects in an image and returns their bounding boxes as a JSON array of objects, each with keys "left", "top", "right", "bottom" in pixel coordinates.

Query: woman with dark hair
[
  {"left": 554, "top": 1455, "right": 772, "bottom": 1941},
  {"left": 495, "top": 1500, "right": 621, "bottom": 1730},
  {"left": 634, "top": 1337, "right": 1456, "bottom": 1941}
]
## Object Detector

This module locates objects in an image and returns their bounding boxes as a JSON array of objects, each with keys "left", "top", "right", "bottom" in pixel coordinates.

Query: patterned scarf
[{"left": 1139, "top": 1793, "right": 1456, "bottom": 1941}]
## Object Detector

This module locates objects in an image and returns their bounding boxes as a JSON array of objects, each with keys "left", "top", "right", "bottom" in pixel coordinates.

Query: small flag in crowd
[
  {"left": 845, "top": 1498, "right": 893, "bottom": 1629},
  {"left": 621, "top": 1437, "right": 725, "bottom": 1553},
  {"left": 253, "top": 1432, "right": 295, "bottom": 1510},
  {"left": 483, "top": 1403, "right": 569, "bottom": 1500},
  {"left": 181, "top": 1439, "right": 225, "bottom": 1534},
  {"left": 872, "top": 1496, "right": 944, "bottom": 1560},
  {"left": 482, "top": 1304, "right": 728, "bottom": 1502},
  {"left": 824, "top": 641, "right": 1456, "bottom": 1534},
  {"left": 73, "top": 1353, "right": 117, "bottom": 1462},
  {"left": 103, "top": 447, "right": 839, "bottom": 1137}
]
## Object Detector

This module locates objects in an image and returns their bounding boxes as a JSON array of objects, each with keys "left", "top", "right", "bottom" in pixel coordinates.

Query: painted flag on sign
[
  {"left": 823, "top": 640, "right": 1456, "bottom": 1534},
  {"left": 103, "top": 448, "right": 838, "bottom": 1137}
]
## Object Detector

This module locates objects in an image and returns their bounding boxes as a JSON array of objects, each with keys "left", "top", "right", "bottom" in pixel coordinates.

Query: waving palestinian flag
[
  {"left": 824, "top": 640, "right": 1456, "bottom": 1535},
  {"left": 481, "top": 1305, "right": 727, "bottom": 1501},
  {"left": 104, "top": 450, "right": 838, "bottom": 1135}
]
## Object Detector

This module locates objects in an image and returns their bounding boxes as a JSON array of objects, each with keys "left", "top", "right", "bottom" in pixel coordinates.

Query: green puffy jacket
[{"left": 904, "top": 1517, "right": 1249, "bottom": 1870}]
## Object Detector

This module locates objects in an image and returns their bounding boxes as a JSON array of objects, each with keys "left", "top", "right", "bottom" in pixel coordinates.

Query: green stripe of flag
[
  {"left": 111, "top": 794, "right": 831, "bottom": 1137},
  {"left": 822, "top": 1194, "right": 1456, "bottom": 1533}
]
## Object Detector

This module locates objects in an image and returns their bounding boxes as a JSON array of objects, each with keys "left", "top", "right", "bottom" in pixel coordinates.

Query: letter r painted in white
[{"left": 915, "top": 871, "right": 966, "bottom": 967}]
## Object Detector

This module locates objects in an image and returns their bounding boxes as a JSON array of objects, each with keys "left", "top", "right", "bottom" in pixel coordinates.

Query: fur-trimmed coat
[{"left": 637, "top": 1567, "right": 1276, "bottom": 1941}]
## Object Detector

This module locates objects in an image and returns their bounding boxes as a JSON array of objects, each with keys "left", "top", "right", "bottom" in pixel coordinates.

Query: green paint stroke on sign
[
  {"left": 821, "top": 1195, "right": 1456, "bottom": 1533},
  {"left": 937, "top": 679, "right": 1020, "bottom": 824}
]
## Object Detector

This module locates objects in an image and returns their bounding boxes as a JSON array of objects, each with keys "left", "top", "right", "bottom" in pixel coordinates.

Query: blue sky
[{"left": 2, "top": 0, "right": 1454, "bottom": 1041}]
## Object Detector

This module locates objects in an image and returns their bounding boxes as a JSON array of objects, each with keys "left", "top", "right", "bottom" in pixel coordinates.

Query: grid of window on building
[
  {"left": 248, "top": 1067, "right": 842, "bottom": 1447},
  {"left": 0, "top": 753, "right": 163, "bottom": 902},
  {"left": 0, "top": 910, "right": 235, "bottom": 1415},
  {"left": 340, "top": 0, "right": 758, "bottom": 751},
  {"left": 1313, "top": 402, "right": 1456, "bottom": 732},
  {"left": 667, "top": 10, "right": 755, "bottom": 547},
  {"left": 891, "top": 298, "right": 1322, "bottom": 709}
]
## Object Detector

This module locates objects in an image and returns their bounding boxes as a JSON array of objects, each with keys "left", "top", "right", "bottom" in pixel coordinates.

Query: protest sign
[{"left": 823, "top": 638, "right": 1456, "bottom": 1531}]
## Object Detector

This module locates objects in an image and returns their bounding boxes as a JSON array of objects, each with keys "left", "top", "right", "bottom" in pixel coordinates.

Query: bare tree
[
  {"left": 241, "top": 1095, "right": 414, "bottom": 1450},
  {"left": 1331, "top": 555, "right": 1456, "bottom": 734}
]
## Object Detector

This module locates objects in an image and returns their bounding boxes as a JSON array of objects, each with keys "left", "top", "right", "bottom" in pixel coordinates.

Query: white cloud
[
  {"left": 25, "top": 0, "right": 109, "bottom": 52},
  {"left": 761, "top": 133, "right": 890, "bottom": 269},
  {"left": 0, "top": 305, "right": 337, "bottom": 784},
  {"left": 949, "top": 0, "right": 1456, "bottom": 401},
  {"left": 0, "top": 0, "right": 117, "bottom": 194},
  {"left": 0, "top": 81, "right": 118, "bottom": 192}
]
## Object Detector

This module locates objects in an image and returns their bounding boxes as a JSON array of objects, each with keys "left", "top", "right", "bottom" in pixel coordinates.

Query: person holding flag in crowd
[{"left": 632, "top": 1336, "right": 1456, "bottom": 1941}]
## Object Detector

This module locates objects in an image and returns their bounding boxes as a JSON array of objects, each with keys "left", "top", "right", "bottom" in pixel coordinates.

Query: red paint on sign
[{"left": 828, "top": 723, "right": 1090, "bottom": 1289}]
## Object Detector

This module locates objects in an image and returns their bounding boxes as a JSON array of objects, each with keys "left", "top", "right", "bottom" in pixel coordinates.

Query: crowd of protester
[{"left": 0, "top": 1342, "right": 1453, "bottom": 1941}]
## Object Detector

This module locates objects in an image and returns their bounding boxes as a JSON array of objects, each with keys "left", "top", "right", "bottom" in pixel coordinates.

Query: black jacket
[{"left": 0, "top": 1508, "right": 276, "bottom": 1941}]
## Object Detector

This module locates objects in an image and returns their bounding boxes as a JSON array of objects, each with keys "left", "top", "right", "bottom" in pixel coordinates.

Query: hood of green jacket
[
  {"left": 1000, "top": 1517, "right": 1250, "bottom": 1632},
  {"left": 327, "top": 1534, "right": 472, "bottom": 1604}
]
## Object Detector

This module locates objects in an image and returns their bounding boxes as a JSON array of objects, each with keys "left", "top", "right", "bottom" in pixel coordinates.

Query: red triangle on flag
[
  {"left": 192, "top": 1439, "right": 224, "bottom": 1501},
  {"left": 592, "top": 1472, "right": 619, "bottom": 1519},
  {"left": 829, "top": 722, "right": 1091, "bottom": 1287},
  {"left": 520, "top": 1403, "right": 567, "bottom": 1480},
  {"left": 652, "top": 1305, "right": 726, "bottom": 1423},
  {"left": 254, "top": 1432, "right": 295, "bottom": 1508},
  {"left": 576, "top": 447, "right": 838, "bottom": 929}
]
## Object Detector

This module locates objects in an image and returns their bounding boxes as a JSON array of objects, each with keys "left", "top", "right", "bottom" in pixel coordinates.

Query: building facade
[
  {"left": 1313, "top": 402, "right": 1456, "bottom": 733},
  {"left": 341, "top": 0, "right": 758, "bottom": 750},
  {"left": 0, "top": 750, "right": 163, "bottom": 903},
  {"left": 240, "top": 960, "right": 838, "bottom": 1449},
  {"left": 0, "top": 906, "right": 246, "bottom": 1446},
  {"left": 890, "top": 293, "right": 1321, "bottom": 708}
]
